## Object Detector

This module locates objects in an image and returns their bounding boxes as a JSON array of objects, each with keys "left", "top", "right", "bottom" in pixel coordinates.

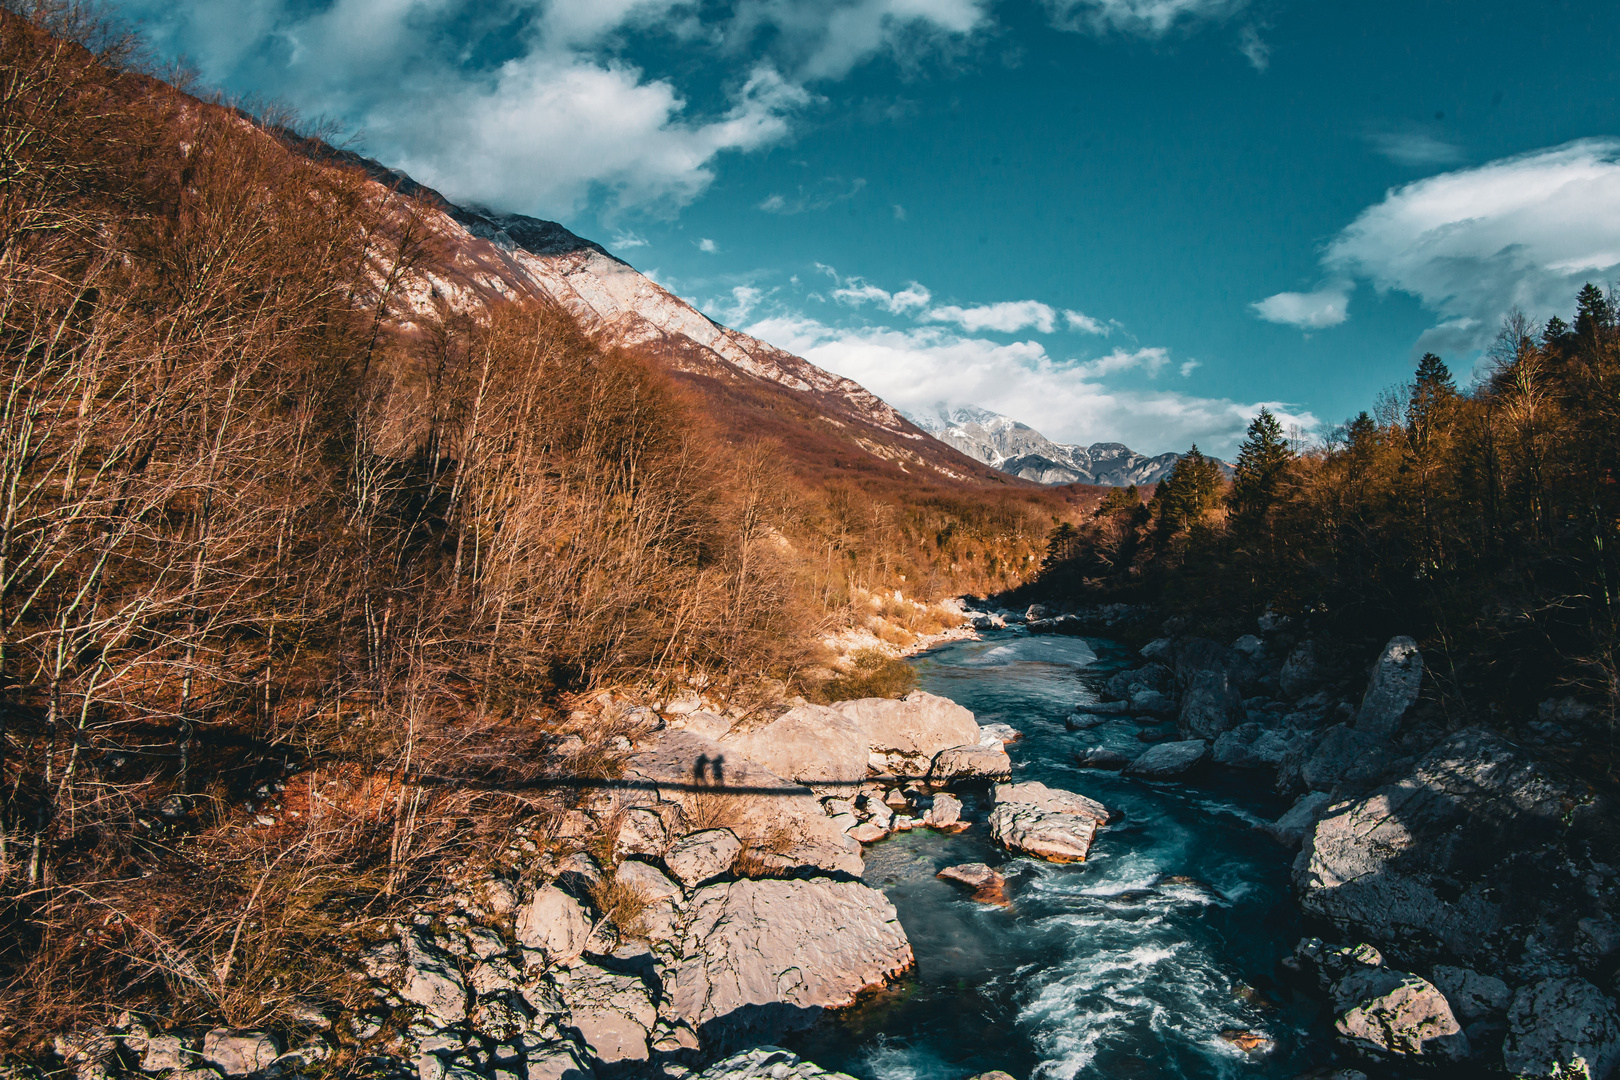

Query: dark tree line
[{"left": 1037, "top": 285, "right": 1620, "bottom": 746}]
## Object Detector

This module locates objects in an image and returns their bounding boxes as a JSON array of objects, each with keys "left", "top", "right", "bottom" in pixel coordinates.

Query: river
[{"left": 785, "top": 631, "right": 1334, "bottom": 1080}]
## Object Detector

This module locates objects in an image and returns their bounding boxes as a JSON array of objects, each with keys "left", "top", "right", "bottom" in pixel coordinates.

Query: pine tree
[
  {"left": 1153, "top": 445, "right": 1224, "bottom": 532},
  {"left": 1231, "top": 408, "right": 1292, "bottom": 529},
  {"left": 1573, "top": 282, "right": 1613, "bottom": 343}
]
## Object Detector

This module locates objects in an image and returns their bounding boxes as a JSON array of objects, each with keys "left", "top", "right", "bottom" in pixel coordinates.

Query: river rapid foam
[{"left": 787, "top": 632, "right": 1334, "bottom": 1080}]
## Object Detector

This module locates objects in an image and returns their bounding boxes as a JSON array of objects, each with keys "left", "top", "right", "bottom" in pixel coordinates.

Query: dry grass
[
  {"left": 587, "top": 878, "right": 650, "bottom": 941},
  {"left": 809, "top": 649, "right": 918, "bottom": 703}
]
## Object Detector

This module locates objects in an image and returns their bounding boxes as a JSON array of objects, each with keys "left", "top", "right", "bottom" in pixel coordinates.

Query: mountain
[
  {"left": 341, "top": 156, "right": 1019, "bottom": 489},
  {"left": 904, "top": 405, "right": 1212, "bottom": 487}
]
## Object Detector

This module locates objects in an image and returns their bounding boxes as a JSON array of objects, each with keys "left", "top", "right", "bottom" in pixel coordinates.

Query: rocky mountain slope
[
  {"left": 344, "top": 157, "right": 1020, "bottom": 488},
  {"left": 904, "top": 405, "right": 1205, "bottom": 486}
]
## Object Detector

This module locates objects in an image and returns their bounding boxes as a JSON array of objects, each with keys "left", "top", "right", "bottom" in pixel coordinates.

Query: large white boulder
[
  {"left": 516, "top": 887, "right": 590, "bottom": 963},
  {"left": 554, "top": 962, "right": 658, "bottom": 1063},
  {"left": 667, "top": 878, "right": 912, "bottom": 1035},
  {"left": 831, "top": 692, "right": 980, "bottom": 772},
  {"left": 988, "top": 781, "right": 1110, "bottom": 863},
  {"left": 720, "top": 705, "right": 868, "bottom": 792},
  {"left": 624, "top": 730, "right": 863, "bottom": 878}
]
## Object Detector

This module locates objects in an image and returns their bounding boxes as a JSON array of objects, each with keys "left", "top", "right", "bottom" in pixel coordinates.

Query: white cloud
[
  {"left": 118, "top": 0, "right": 983, "bottom": 218},
  {"left": 698, "top": 238, "right": 719, "bottom": 253},
  {"left": 729, "top": 0, "right": 990, "bottom": 81},
  {"left": 744, "top": 315, "right": 1316, "bottom": 456},
  {"left": 1075, "top": 347, "right": 1170, "bottom": 378},
  {"left": 831, "top": 278, "right": 933, "bottom": 313},
  {"left": 1043, "top": 0, "right": 1249, "bottom": 37},
  {"left": 611, "top": 230, "right": 650, "bottom": 249},
  {"left": 924, "top": 300, "right": 1058, "bottom": 334},
  {"left": 1063, "top": 309, "right": 1111, "bottom": 335},
  {"left": 1238, "top": 25, "right": 1268, "bottom": 71},
  {"left": 1179, "top": 359, "right": 1201, "bottom": 377},
  {"left": 892, "top": 204, "right": 908, "bottom": 220},
  {"left": 1251, "top": 281, "right": 1353, "bottom": 329},
  {"left": 1366, "top": 130, "right": 1465, "bottom": 168},
  {"left": 709, "top": 285, "right": 764, "bottom": 323},
  {"left": 1280, "top": 139, "right": 1620, "bottom": 351}
]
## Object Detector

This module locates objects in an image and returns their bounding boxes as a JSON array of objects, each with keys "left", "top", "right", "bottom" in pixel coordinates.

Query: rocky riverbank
[
  {"left": 48, "top": 673, "right": 1064, "bottom": 1080},
  {"left": 1060, "top": 605, "right": 1620, "bottom": 1078}
]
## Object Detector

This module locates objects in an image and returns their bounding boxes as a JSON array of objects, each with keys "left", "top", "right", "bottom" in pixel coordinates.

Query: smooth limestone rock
[
  {"left": 517, "top": 887, "right": 590, "bottom": 963},
  {"left": 624, "top": 730, "right": 863, "bottom": 878},
  {"left": 923, "top": 792, "right": 963, "bottom": 828},
  {"left": 667, "top": 879, "right": 913, "bottom": 1037},
  {"left": 929, "top": 743, "right": 1012, "bottom": 783},
  {"left": 1330, "top": 967, "right": 1468, "bottom": 1060},
  {"left": 201, "top": 1031, "right": 281, "bottom": 1077},
  {"left": 831, "top": 692, "right": 981, "bottom": 772},
  {"left": 721, "top": 705, "right": 868, "bottom": 792},
  {"left": 936, "top": 863, "right": 1007, "bottom": 904},
  {"left": 554, "top": 963, "right": 658, "bottom": 1063},
  {"left": 664, "top": 829, "right": 743, "bottom": 887},
  {"left": 1295, "top": 729, "right": 1608, "bottom": 967},
  {"left": 1354, "top": 636, "right": 1424, "bottom": 741},
  {"left": 1123, "top": 739, "right": 1208, "bottom": 778},
  {"left": 848, "top": 822, "right": 888, "bottom": 844},
  {"left": 988, "top": 781, "right": 1110, "bottom": 863},
  {"left": 1179, "top": 671, "right": 1243, "bottom": 739},
  {"left": 1266, "top": 791, "right": 1333, "bottom": 847},
  {"left": 613, "top": 807, "right": 668, "bottom": 860},
  {"left": 399, "top": 929, "right": 469, "bottom": 1023},
  {"left": 691, "top": 1046, "right": 858, "bottom": 1080},
  {"left": 1503, "top": 977, "right": 1620, "bottom": 1079}
]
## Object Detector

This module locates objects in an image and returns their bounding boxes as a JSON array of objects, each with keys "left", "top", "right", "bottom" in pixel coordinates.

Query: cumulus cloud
[
  {"left": 709, "top": 285, "right": 765, "bottom": 322},
  {"left": 1265, "top": 139, "right": 1620, "bottom": 351},
  {"left": 698, "top": 238, "right": 720, "bottom": 253},
  {"left": 744, "top": 315, "right": 1316, "bottom": 456},
  {"left": 611, "top": 229, "right": 651, "bottom": 250},
  {"left": 1179, "top": 359, "right": 1201, "bottom": 377},
  {"left": 831, "top": 277, "right": 933, "bottom": 313},
  {"left": 924, "top": 300, "right": 1058, "bottom": 334},
  {"left": 117, "top": 0, "right": 988, "bottom": 218},
  {"left": 1251, "top": 281, "right": 1353, "bottom": 329},
  {"left": 1043, "top": 0, "right": 1249, "bottom": 37}
]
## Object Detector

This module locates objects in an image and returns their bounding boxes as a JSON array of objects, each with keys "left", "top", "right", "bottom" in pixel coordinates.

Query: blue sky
[{"left": 114, "top": 0, "right": 1620, "bottom": 456}]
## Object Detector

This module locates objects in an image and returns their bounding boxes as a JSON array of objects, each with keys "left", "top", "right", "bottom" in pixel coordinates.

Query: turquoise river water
[{"left": 785, "top": 631, "right": 1337, "bottom": 1080}]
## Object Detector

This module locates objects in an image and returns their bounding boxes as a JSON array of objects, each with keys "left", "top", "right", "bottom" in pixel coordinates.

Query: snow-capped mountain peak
[{"left": 903, "top": 406, "right": 1196, "bottom": 486}]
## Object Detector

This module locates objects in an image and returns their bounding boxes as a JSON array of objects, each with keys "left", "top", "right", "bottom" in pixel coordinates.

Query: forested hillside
[
  {"left": 0, "top": 3, "right": 1082, "bottom": 1043},
  {"left": 1033, "top": 291, "right": 1620, "bottom": 755}
]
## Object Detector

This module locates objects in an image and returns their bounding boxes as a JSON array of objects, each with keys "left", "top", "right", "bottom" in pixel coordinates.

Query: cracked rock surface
[{"left": 667, "top": 879, "right": 913, "bottom": 1035}]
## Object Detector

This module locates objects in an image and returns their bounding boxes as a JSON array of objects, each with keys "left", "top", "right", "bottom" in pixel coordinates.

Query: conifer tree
[{"left": 1231, "top": 408, "right": 1292, "bottom": 529}]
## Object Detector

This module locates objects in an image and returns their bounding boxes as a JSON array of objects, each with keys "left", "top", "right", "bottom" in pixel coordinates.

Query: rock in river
[
  {"left": 936, "top": 863, "right": 1007, "bottom": 904},
  {"left": 988, "top": 781, "right": 1110, "bottom": 862},
  {"left": 1124, "top": 739, "right": 1208, "bottom": 778},
  {"left": 666, "top": 878, "right": 913, "bottom": 1040}
]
